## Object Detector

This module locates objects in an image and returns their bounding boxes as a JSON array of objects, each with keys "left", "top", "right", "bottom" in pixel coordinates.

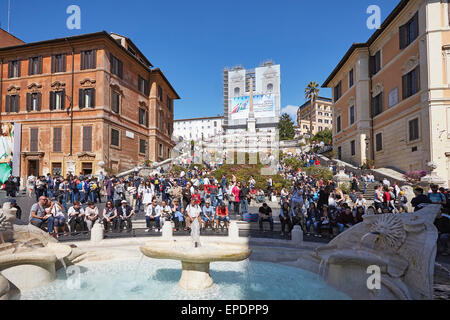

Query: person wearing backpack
[{"left": 428, "top": 185, "right": 447, "bottom": 211}]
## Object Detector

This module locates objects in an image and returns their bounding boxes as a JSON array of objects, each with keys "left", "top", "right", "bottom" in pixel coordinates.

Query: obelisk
[{"left": 247, "top": 78, "right": 256, "bottom": 133}]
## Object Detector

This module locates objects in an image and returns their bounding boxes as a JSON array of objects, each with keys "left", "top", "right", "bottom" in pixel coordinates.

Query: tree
[
  {"left": 305, "top": 81, "right": 320, "bottom": 149},
  {"left": 278, "top": 113, "right": 296, "bottom": 141},
  {"left": 312, "top": 128, "right": 333, "bottom": 145}
]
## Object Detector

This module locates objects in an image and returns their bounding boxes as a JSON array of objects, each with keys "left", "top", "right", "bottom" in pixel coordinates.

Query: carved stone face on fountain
[{"left": 0, "top": 203, "right": 17, "bottom": 245}]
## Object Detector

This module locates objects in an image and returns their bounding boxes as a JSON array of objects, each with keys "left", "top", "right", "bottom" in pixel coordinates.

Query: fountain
[
  {"left": 140, "top": 220, "right": 252, "bottom": 291},
  {"left": 0, "top": 202, "right": 82, "bottom": 299}
]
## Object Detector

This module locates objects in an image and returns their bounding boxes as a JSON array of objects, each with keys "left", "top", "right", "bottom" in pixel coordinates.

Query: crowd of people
[{"left": 0, "top": 152, "right": 447, "bottom": 254}]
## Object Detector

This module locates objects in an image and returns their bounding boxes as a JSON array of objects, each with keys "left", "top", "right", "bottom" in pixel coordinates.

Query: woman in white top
[
  {"left": 84, "top": 201, "right": 99, "bottom": 231},
  {"left": 50, "top": 201, "right": 67, "bottom": 237},
  {"left": 142, "top": 181, "right": 155, "bottom": 212},
  {"left": 185, "top": 198, "right": 201, "bottom": 231}
]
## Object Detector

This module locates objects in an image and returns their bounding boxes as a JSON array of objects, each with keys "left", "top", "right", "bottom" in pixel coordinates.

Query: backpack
[{"left": 77, "top": 182, "right": 83, "bottom": 190}]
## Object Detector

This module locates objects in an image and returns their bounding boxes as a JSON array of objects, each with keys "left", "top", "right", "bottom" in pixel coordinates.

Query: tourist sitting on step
[
  {"left": 258, "top": 203, "right": 273, "bottom": 232},
  {"left": 50, "top": 201, "right": 68, "bottom": 238},
  {"left": 117, "top": 200, "right": 135, "bottom": 233},
  {"left": 146, "top": 198, "right": 162, "bottom": 232},
  {"left": 171, "top": 198, "right": 185, "bottom": 232},
  {"left": 279, "top": 202, "right": 293, "bottom": 237},
  {"left": 68, "top": 201, "right": 87, "bottom": 235},
  {"left": 201, "top": 200, "right": 215, "bottom": 230},
  {"left": 84, "top": 201, "right": 99, "bottom": 231},
  {"left": 160, "top": 200, "right": 172, "bottom": 230},
  {"left": 215, "top": 202, "right": 230, "bottom": 232},
  {"left": 29, "top": 196, "right": 54, "bottom": 233},
  {"left": 102, "top": 201, "right": 118, "bottom": 232},
  {"left": 185, "top": 198, "right": 202, "bottom": 231},
  {"left": 305, "top": 202, "right": 320, "bottom": 237},
  {"left": 336, "top": 206, "right": 355, "bottom": 234}
]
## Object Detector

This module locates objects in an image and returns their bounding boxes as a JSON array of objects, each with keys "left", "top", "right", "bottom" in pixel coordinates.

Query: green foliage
[
  {"left": 340, "top": 182, "right": 352, "bottom": 195},
  {"left": 324, "top": 150, "right": 336, "bottom": 159},
  {"left": 312, "top": 129, "right": 332, "bottom": 145},
  {"left": 278, "top": 113, "right": 296, "bottom": 141},
  {"left": 304, "top": 166, "right": 333, "bottom": 181},
  {"left": 362, "top": 159, "right": 375, "bottom": 169},
  {"left": 213, "top": 163, "right": 291, "bottom": 192},
  {"left": 283, "top": 157, "right": 306, "bottom": 171}
]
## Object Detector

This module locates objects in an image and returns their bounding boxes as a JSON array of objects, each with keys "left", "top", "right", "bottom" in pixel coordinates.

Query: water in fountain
[{"left": 190, "top": 219, "right": 201, "bottom": 248}]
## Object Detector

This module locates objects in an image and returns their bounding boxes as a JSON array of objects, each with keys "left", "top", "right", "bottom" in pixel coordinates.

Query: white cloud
[{"left": 281, "top": 105, "right": 298, "bottom": 124}]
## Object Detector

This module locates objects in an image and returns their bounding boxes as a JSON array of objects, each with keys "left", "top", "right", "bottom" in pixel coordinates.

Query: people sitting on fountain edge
[
  {"left": 185, "top": 198, "right": 202, "bottom": 232},
  {"left": 102, "top": 200, "right": 118, "bottom": 232},
  {"left": 215, "top": 202, "right": 230, "bottom": 232},
  {"left": 68, "top": 201, "right": 87, "bottom": 235},
  {"left": 146, "top": 198, "right": 162, "bottom": 232},
  {"left": 171, "top": 198, "right": 185, "bottom": 232},
  {"left": 29, "top": 196, "right": 54, "bottom": 235},
  {"left": 201, "top": 200, "right": 215, "bottom": 230},
  {"left": 117, "top": 200, "right": 135, "bottom": 232},
  {"left": 258, "top": 203, "right": 273, "bottom": 232}
]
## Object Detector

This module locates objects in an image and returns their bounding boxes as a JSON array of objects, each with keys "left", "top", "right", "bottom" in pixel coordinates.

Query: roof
[
  {"left": 174, "top": 115, "right": 223, "bottom": 122},
  {"left": 322, "top": 0, "right": 410, "bottom": 88},
  {"left": 299, "top": 96, "right": 333, "bottom": 110},
  {"left": 0, "top": 28, "right": 25, "bottom": 47},
  {"left": 0, "top": 31, "right": 152, "bottom": 70},
  {"left": 151, "top": 68, "right": 181, "bottom": 100},
  {"left": 109, "top": 32, "right": 153, "bottom": 67}
]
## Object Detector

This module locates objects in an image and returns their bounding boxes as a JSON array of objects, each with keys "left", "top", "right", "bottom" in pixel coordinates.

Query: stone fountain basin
[
  {"left": 140, "top": 240, "right": 252, "bottom": 291},
  {"left": 140, "top": 240, "right": 251, "bottom": 263}
]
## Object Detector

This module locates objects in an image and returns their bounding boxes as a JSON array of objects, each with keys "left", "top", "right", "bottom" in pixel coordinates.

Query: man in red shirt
[
  {"left": 215, "top": 203, "right": 230, "bottom": 231},
  {"left": 191, "top": 188, "right": 202, "bottom": 205}
]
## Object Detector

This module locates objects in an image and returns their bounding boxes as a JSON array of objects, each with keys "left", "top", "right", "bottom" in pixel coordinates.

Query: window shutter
[
  {"left": 50, "top": 91, "right": 55, "bottom": 110},
  {"left": 26, "top": 93, "right": 31, "bottom": 112},
  {"left": 83, "top": 126, "right": 92, "bottom": 152},
  {"left": 15, "top": 95, "right": 20, "bottom": 113},
  {"left": 118, "top": 60, "right": 123, "bottom": 78},
  {"left": 28, "top": 58, "right": 33, "bottom": 75},
  {"left": 37, "top": 93, "right": 42, "bottom": 111},
  {"left": 62, "top": 54, "right": 67, "bottom": 72},
  {"left": 90, "top": 88, "right": 95, "bottom": 107},
  {"left": 146, "top": 111, "right": 149, "bottom": 127},
  {"left": 402, "top": 74, "right": 408, "bottom": 99},
  {"left": 80, "top": 51, "right": 85, "bottom": 70},
  {"left": 110, "top": 53, "right": 114, "bottom": 73},
  {"left": 17, "top": 60, "right": 21, "bottom": 77},
  {"left": 30, "top": 128, "right": 38, "bottom": 152},
  {"left": 62, "top": 89, "right": 66, "bottom": 110},
  {"left": 7, "top": 61, "right": 12, "bottom": 78},
  {"left": 53, "top": 128, "right": 61, "bottom": 152},
  {"left": 79, "top": 89, "right": 85, "bottom": 109},
  {"left": 92, "top": 50, "right": 97, "bottom": 69},
  {"left": 5, "top": 96, "right": 10, "bottom": 113},
  {"left": 145, "top": 80, "right": 149, "bottom": 96},
  {"left": 38, "top": 56, "right": 43, "bottom": 74},
  {"left": 415, "top": 65, "right": 420, "bottom": 93},
  {"left": 413, "top": 12, "right": 419, "bottom": 39},
  {"left": 51, "top": 55, "right": 55, "bottom": 73},
  {"left": 399, "top": 25, "right": 407, "bottom": 49}
]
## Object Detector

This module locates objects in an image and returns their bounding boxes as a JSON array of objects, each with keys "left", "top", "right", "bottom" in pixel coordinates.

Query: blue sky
[{"left": 0, "top": 0, "right": 400, "bottom": 122}]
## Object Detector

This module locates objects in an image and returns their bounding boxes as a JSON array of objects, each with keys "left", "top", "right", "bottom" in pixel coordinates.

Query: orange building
[
  {"left": 323, "top": 0, "right": 450, "bottom": 187},
  {"left": 0, "top": 29, "right": 179, "bottom": 183},
  {"left": 296, "top": 96, "right": 333, "bottom": 136}
]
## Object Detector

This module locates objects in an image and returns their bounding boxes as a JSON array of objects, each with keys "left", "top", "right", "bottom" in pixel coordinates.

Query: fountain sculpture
[
  {"left": 140, "top": 221, "right": 252, "bottom": 291},
  {"left": 0, "top": 202, "right": 82, "bottom": 299}
]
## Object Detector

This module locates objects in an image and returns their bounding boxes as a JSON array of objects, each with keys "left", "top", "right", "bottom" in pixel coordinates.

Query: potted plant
[
  {"left": 327, "top": 150, "right": 336, "bottom": 160},
  {"left": 363, "top": 159, "right": 375, "bottom": 170}
]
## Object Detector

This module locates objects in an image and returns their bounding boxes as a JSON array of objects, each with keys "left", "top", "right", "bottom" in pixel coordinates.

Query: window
[
  {"left": 51, "top": 54, "right": 66, "bottom": 73},
  {"left": 319, "top": 126, "right": 323, "bottom": 131},
  {"left": 334, "top": 81, "right": 342, "bottom": 102},
  {"left": 402, "top": 66, "right": 420, "bottom": 99},
  {"left": 30, "top": 128, "right": 39, "bottom": 152},
  {"left": 325, "top": 120, "right": 329, "bottom": 124},
  {"left": 214, "top": 121, "right": 217, "bottom": 127},
  {"left": 83, "top": 126, "right": 92, "bottom": 152},
  {"left": 50, "top": 90, "right": 66, "bottom": 110},
  {"left": 5, "top": 95, "right": 20, "bottom": 113},
  {"left": 318, "top": 112, "right": 323, "bottom": 116},
  {"left": 166, "top": 96, "right": 172, "bottom": 111},
  {"left": 26, "top": 92, "right": 41, "bottom": 111},
  {"left": 400, "top": 12, "right": 419, "bottom": 49},
  {"left": 53, "top": 128, "right": 62, "bottom": 152},
  {"left": 234, "top": 87, "right": 240, "bottom": 96},
  {"left": 350, "top": 105, "right": 355, "bottom": 125},
  {"left": 8, "top": 60, "right": 20, "bottom": 78},
  {"left": 111, "top": 91, "right": 120, "bottom": 113},
  {"left": 139, "top": 108, "right": 148, "bottom": 127},
  {"left": 409, "top": 118, "right": 419, "bottom": 142},
  {"left": 267, "top": 83, "right": 273, "bottom": 92},
  {"left": 372, "top": 93, "right": 383, "bottom": 117},
  {"left": 158, "top": 86, "right": 163, "bottom": 102},
  {"left": 376, "top": 133, "right": 383, "bottom": 152},
  {"left": 111, "top": 128, "right": 120, "bottom": 147},
  {"left": 52, "top": 163, "right": 62, "bottom": 176},
  {"left": 81, "top": 50, "right": 96, "bottom": 70},
  {"left": 338, "top": 146, "right": 342, "bottom": 160},
  {"left": 79, "top": 88, "right": 96, "bottom": 109},
  {"left": 336, "top": 115, "right": 341, "bottom": 132},
  {"left": 138, "top": 76, "right": 149, "bottom": 96},
  {"left": 351, "top": 140, "right": 356, "bottom": 156},
  {"left": 28, "top": 56, "right": 42, "bottom": 75},
  {"left": 349, "top": 69, "right": 354, "bottom": 87},
  {"left": 159, "top": 144, "right": 163, "bottom": 157},
  {"left": 159, "top": 112, "right": 163, "bottom": 131},
  {"left": 318, "top": 119, "right": 323, "bottom": 123},
  {"left": 370, "top": 51, "right": 381, "bottom": 75},
  {"left": 110, "top": 54, "right": 123, "bottom": 78},
  {"left": 167, "top": 123, "right": 171, "bottom": 136},
  {"left": 139, "top": 139, "right": 147, "bottom": 155},
  {"left": 303, "top": 125, "right": 308, "bottom": 129}
]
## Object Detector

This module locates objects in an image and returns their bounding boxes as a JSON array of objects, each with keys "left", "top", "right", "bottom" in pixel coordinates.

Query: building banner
[
  {"left": 230, "top": 94, "right": 276, "bottom": 120},
  {"left": 0, "top": 122, "right": 15, "bottom": 183}
]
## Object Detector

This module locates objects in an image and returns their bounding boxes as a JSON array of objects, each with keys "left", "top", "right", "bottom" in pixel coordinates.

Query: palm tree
[{"left": 305, "top": 81, "right": 320, "bottom": 151}]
